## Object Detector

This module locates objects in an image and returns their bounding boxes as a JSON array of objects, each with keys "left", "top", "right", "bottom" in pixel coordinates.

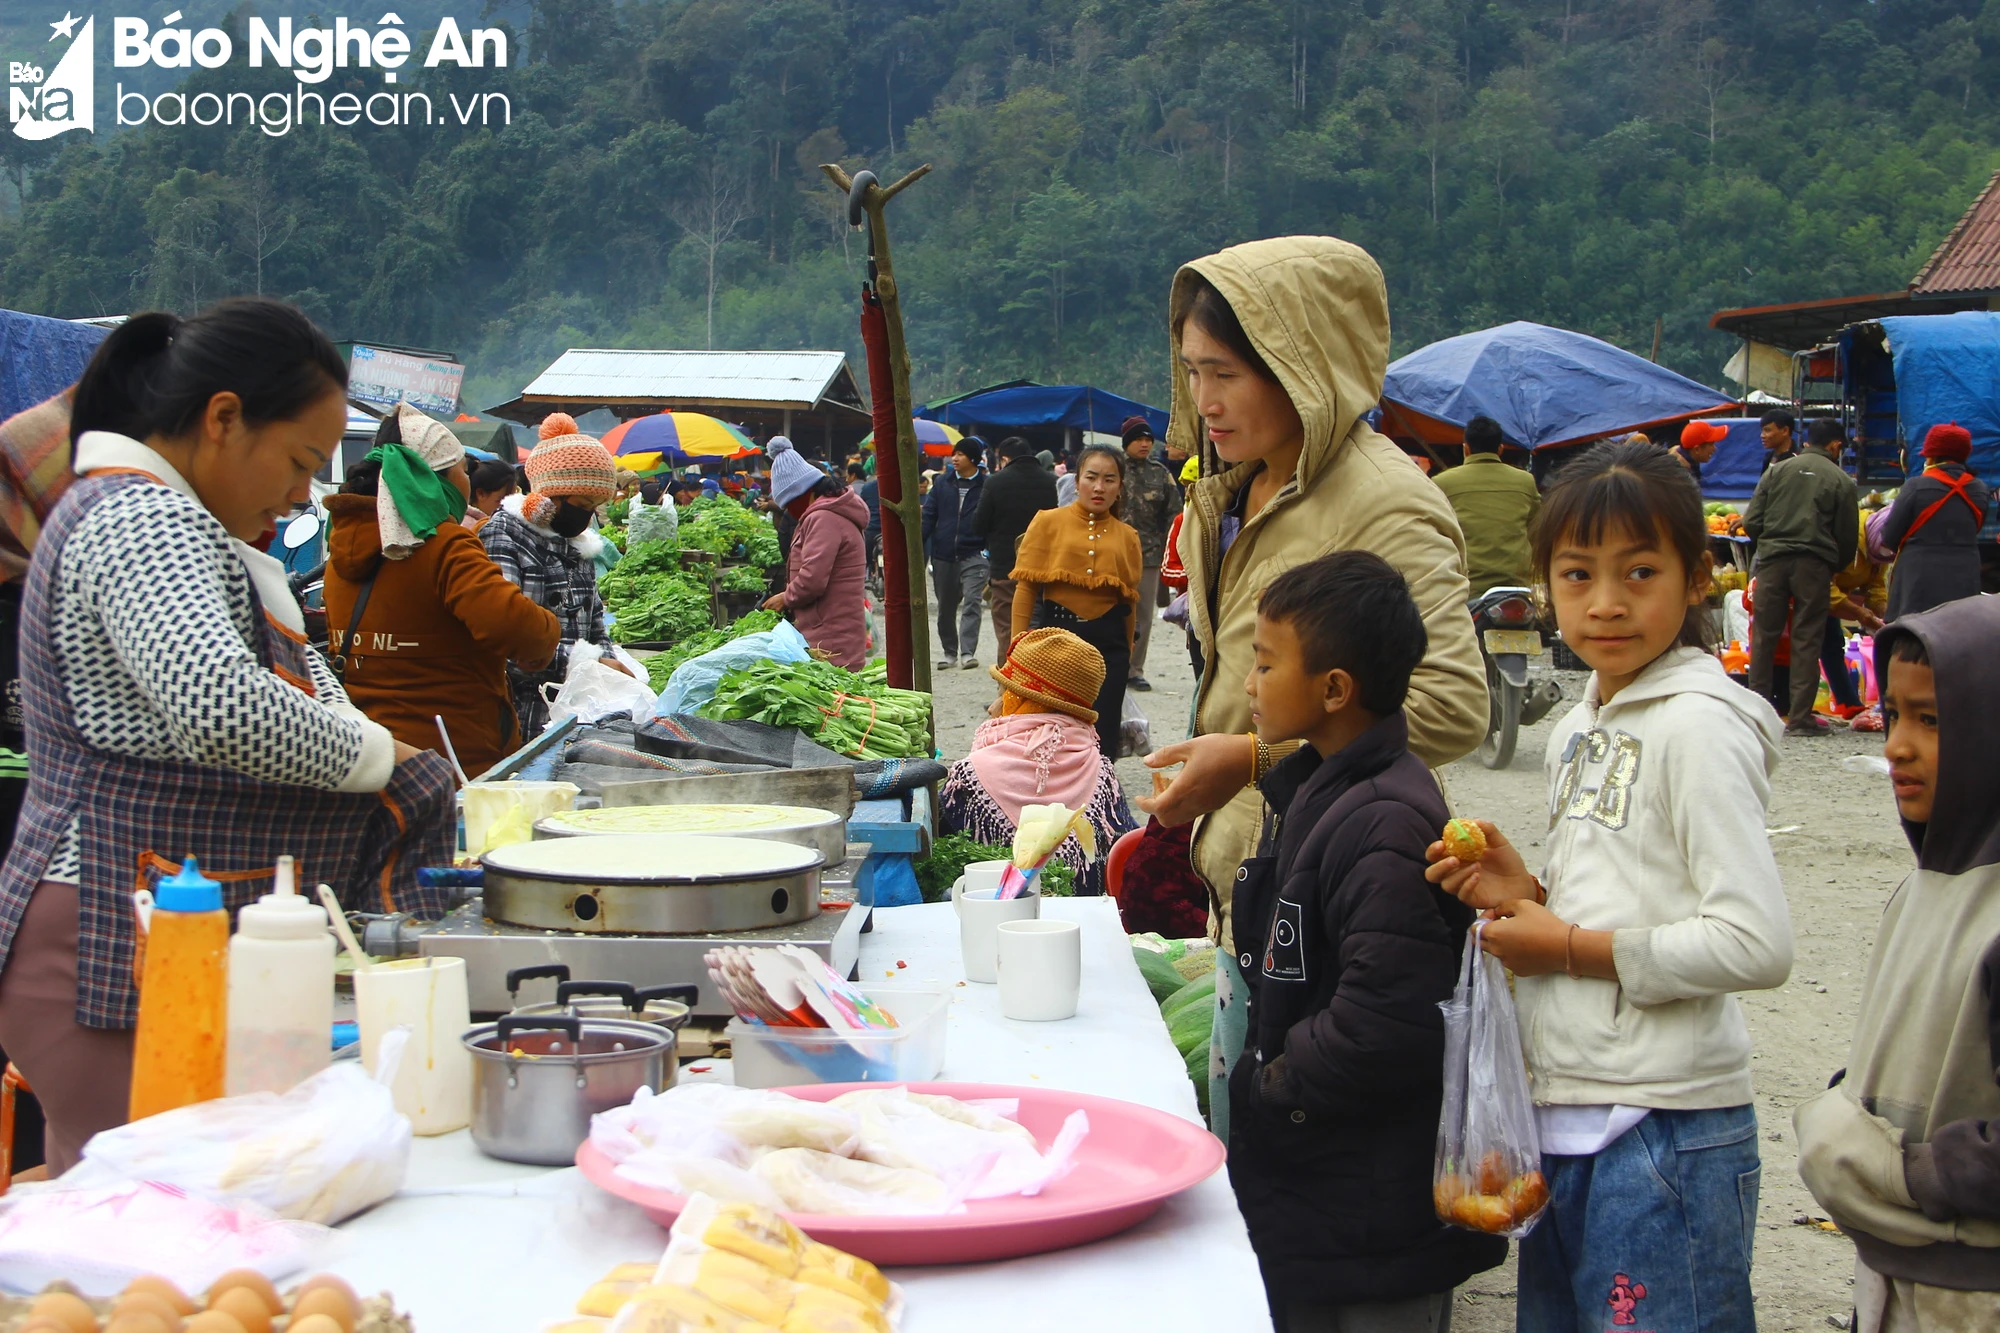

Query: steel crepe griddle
[{"left": 422, "top": 767, "right": 872, "bottom": 1017}]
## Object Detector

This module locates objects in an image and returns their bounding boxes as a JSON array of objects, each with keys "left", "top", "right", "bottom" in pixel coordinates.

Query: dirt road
[{"left": 929, "top": 596, "right": 1900, "bottom": 1331}]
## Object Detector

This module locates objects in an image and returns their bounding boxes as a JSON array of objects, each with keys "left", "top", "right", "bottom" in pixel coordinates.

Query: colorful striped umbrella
[
  {"left": 601, "top": 411, "right": 760, "bottom": 470},
  {"left": 860, "top": 419, "right": 962, "bottom": 457}
]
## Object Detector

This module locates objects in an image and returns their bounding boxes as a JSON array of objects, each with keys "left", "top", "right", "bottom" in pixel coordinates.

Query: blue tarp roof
[
  {"left": 1380, "top": 321, "right": 1736, "bottom": 450},
  {"left": 917, "top": 383, "right": 1168, "bottom": 437},
  {"left": 1876, "top": 312, "right": 2000, "bottom": 482},
  {"left": 1696, "top": 419, "right": 1769, "bottom": 501},
  {"left": 0, "top": 309, "right": 108, "bottom": 421}
]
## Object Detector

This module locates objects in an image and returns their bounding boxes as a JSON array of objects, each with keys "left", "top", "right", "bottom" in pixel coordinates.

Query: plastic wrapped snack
[
  {"left": 606, "top": 1284, "right": 778, "bottom": 1333},
  {"left": 830, "top": 1087, "right": 1085, "bottom": 1200},
  {"left": 1433, "top": 923, "right": 1548, "bottom": 1237},
  {"left": 579, "top": 1264, "right": 669, "bottom": 1318},
  {"left": 750, "top": 1148, "right": 951, "bottom": 1217},
  {"left": 659, "top": 1195, "right": 902, "bottom": 1333}
]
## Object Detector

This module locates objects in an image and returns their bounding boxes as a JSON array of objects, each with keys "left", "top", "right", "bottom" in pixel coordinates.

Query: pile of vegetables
[
  {"left": 682, "top": 495, "right": 783, "bottom": 567},
  {"left": 1133, "top": 935, "right": 1219, "bottom": 1118},
  {"left": 600, "top": 542, "right": 711, "bottom": 645},
  {"left": 913, "top": 833, "right": 1075, "bottom": 903},
  {"left": 698, "top": 658, "right": 932, "bottom": 759},
  {"left": 718, "top": 565, "right": 769, "bottom": 594},
  {"left": 642, "top": 608, "right": 782, "bottom": 693}
]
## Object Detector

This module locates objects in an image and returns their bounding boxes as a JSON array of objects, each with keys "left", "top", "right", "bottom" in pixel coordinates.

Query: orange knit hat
[
  {"left": 990, "top": 628, "right": 1106, "bottom": 724},
  {"left": 525, "top": 412, "right": 616, "bottom": 503}
]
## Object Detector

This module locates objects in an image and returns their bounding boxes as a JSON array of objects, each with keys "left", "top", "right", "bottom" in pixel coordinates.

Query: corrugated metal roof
[
  {"left": 519, "top": 349, "right": 851, "bottom": 409},
  {"left": 1912, "top": 171, "right": 2000, "bottom": 295}
]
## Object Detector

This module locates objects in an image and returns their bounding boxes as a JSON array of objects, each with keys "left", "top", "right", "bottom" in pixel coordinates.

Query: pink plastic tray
[{"left": 574, "top": 1080, "right": 1226, "bottom": 1265}]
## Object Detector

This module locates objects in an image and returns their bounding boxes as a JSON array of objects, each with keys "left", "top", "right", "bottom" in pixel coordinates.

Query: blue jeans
[{"left": 1518, "top": 1105, "right": 1760, "bottom": 1333}]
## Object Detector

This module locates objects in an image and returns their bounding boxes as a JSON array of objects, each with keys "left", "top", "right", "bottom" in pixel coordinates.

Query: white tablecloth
[{"left": 330, "top": 899, "right": 1272, "bottom": 1332}]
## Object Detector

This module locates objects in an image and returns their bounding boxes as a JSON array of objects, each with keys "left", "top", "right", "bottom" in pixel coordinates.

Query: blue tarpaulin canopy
[
  {"left": 916, "top": 383, "right": 1168, "bottom": 437},
  {"left": 1875, "top": 312, "right": 2000, "bottom": 482},
  {"left": 1379, "top": 321, "right": 1736, "bottom": 450},
  {"left": 0, "top": 308, "right": 108, "bottom": 421}
]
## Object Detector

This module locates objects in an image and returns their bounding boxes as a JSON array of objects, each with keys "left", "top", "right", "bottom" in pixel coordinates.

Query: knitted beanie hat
[
  {"left": 1923, "top": 422, "right": 1973, "bottom": 464},
  {"left": 990, "top": 627, "right": 1106, "bottom": 724},
  {"left": 1120, "top": 415, "right": 1154, "bottom": 445},
  {"left": 525, "top": 412, "right": 616, "bottom": 505},
  {"left": 769, "top": 442, "right": 823, "bottom": 507}
]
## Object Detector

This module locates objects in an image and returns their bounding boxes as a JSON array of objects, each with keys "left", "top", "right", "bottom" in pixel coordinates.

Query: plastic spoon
[
  {"left": 318, "top": 882, "right": 373, "bottom": 972},
  {"left": 435, "top": 715, "right": 472, "bottom": 786}
]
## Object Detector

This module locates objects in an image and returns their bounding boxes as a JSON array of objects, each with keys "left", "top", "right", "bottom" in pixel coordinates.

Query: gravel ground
[{"left": 927, "top": 584, "right": 1902, "bottom": 1329}]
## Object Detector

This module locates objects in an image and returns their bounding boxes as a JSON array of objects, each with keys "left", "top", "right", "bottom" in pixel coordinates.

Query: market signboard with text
[{"left": 347, "top": 345, "right": 464, "bottom": 416}]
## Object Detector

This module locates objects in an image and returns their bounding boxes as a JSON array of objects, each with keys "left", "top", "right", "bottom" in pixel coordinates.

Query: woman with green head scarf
[{"left": 322, "top": 404, "right": 561, "bottom": 773}]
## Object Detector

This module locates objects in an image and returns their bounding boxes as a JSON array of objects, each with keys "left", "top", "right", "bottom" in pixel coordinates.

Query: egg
[
  {"left": 286, "top": 1288, "right": 356, "bottom": 1333},
  {"left": 19, "top": 1319, "right": 83, "bottom": 1333},
  {"left": 110, "top": 1292, "right": 184, "bottom": 1330},
  {"left": 286, "top": 1317, "right": 347, "bottom": 1333},
  {"left": 28, "top": 1291, "right": 99, "bottom": 1333},
  {"left": 181, "top": 1313, "right": 247, "bottom": 1333},
  {"left": 288, "top": 1276, "right": 359, "bottom": 1319},
  {"left": 123, "top": 1278, "right": 196, "bottom": 1316},
  {"left": 205, "top": 1272, "right": 281, "bottom": 1316},
  {"left": 204, "top": 1289, "right": 270, "bottom": 1333},
  {"left": 105, "top": 1314, "right": 173, "bottom": 1333}
]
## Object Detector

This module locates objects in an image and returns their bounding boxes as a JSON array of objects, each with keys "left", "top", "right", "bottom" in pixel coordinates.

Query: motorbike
[{"left": 1471, "top": 586, "right": 1563, "bottom": 769}]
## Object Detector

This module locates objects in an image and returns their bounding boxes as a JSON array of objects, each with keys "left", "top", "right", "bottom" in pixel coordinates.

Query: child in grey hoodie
[
  {"left": 1429, "top": 441, "right": 1793, "bottom": 1333},
  {"left": 1796, "top": 595, "right": 2000, "bottom": 1332}
]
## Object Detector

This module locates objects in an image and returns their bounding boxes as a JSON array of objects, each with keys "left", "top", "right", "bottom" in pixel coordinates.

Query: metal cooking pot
[
  {"left": 462, "top": 1015, "right": 672, "bottom": 1166},
  {"left": 504, "top": 968, "right": 697, "bottom": 1032}
]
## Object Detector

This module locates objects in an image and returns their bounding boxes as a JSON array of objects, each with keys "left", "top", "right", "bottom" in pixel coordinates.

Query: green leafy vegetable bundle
[
  {"left": 607, "top": 573, "right": 711, "bottom": 644},
  {"left": 642, "top": 608, "right": 782, "bottom": 692},
  {"left": 679, "top": 494, "right": 782, "bottom": 566},
  {"left": 718, "top": 565, "right": 768, "bottom": 594},
  {"left": 698, "top": 658, "right": 932, "bottom": 759}
]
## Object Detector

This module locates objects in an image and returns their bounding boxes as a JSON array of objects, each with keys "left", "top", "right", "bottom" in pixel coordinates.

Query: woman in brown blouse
[{"left": 1009, "top": 444, "right": 1143, "bottom": 757}]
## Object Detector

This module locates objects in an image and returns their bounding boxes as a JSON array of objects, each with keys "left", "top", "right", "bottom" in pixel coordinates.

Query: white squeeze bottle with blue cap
[{"left": 225, "top": 855, "right": 335, "bottom": 1096}]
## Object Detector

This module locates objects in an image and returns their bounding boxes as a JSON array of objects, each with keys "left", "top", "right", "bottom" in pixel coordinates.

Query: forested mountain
[{"left": 2, "top": 0, "right": 1995, "bottom": 412}]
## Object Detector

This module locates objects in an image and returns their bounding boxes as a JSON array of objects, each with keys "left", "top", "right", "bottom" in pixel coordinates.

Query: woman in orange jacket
[{"left": 323, "top": 405, "right": 560, "bottom": 775}]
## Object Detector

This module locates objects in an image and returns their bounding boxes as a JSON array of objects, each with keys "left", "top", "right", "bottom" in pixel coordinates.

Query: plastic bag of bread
[
  {"left": 748, "top": 1148, "right": 949, "bottom": 1217},
  {"left": 1432, "top": 922, "right": 1549, "bottom": 1238}
]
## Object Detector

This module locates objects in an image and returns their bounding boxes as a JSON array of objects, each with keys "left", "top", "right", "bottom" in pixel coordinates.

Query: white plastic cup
[
  {"left": 956, "top": 859, "right": 1009, "bottom": 896},
  {"left": 996, "top": 918, "right": 1081, "bottom": 1021},
  {"left": 954, "top": 880, "right": 1040, "bottom": 983},
  {"left": 354, "top": 956, "right": 473, "bottom": 1134}
]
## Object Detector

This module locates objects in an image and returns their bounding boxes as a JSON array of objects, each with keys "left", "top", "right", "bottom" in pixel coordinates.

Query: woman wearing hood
[
  {"left": 480, "top": 413, "right": 626, "bottom": 736},
  {"left": 763, "top": 441, "right": 869, "bottom": 668},
  {"left": 1136, "top": 238, "right": 1488, "bottom": 1135},
  {"left": 322, "top": 404, "right": 560, "bottom": 776}
]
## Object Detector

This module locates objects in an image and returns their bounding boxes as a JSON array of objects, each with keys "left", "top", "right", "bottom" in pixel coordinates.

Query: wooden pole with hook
[{"left": 823, "top": 161, "right": 934, "bottom": 695}]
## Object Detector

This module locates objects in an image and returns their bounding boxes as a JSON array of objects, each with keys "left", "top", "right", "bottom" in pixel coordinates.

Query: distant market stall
[
  {"left": 916, "top": 380, "right": 1168, "bottom": 457},
  {"left": 1378, "top": 321, "right": 1737, "bottom": 452},
  {"left": 487, "top": 348, "right": 873, "bottom": 460}
]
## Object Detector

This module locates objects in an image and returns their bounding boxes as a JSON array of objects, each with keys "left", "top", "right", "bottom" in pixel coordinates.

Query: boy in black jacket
[{"left": 1229, "top": 551, "right": 1506, "bottom": 1333}]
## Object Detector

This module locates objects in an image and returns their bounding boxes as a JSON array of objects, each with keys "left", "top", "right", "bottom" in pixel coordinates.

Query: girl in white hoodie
[{"left": 1428, "top": 440, "right": 1793, "bottom": 1333}]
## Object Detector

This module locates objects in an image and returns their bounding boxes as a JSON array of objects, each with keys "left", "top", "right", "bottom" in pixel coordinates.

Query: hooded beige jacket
[{"left": 1174, "top": 237, "right": 1487, "bottom": 951}]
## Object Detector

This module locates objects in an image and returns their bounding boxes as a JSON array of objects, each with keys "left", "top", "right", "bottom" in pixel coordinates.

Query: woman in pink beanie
[
  {"left": 1879, "top": 422, "right": 1991, "bottom": 620},
  {"left": 479, "top": 413, "right": 630, "bottom": 733}
]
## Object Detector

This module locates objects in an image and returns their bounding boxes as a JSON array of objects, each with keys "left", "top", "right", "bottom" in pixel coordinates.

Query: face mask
[{"left": 550, "top": 502, "right": 593, "bottom": 538}]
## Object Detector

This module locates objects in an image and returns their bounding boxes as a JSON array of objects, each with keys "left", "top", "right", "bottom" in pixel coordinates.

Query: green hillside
[{"left": 1, "top": 0, "right": 1994, "bottom": 413}]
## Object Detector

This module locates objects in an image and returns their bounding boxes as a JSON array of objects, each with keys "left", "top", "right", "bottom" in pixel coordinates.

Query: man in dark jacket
[
  {"left": 973, "top": 435, "right": 1058, "bottom": 655},
  {"left": 921, "top": 437, "right": 989, "bottom": 668},
  {"left": 1229, "top": 551, "right": 1506, "bottom": 1327},
  {"left": 1743, "top": 417, "right": 1860, "bottom": 736}
]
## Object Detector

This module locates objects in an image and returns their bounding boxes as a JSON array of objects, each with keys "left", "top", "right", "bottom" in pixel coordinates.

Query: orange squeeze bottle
[{"left": 128, "top": 857, "right": 230, "bottom": 1121}]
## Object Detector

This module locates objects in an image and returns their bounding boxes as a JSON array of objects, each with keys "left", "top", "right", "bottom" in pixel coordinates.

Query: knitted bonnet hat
[
  {"left": 990, "top": 627, "right": 1106, "bottom": 724},
  {"left": 525, "top": 413, "right": 616, "bottom": 516},
  {"left": 1923, "top": 422, "right": 1973, "bottom": 464},
  {"left": 769, "top": 439, "right": 823, "bottom": 507}
]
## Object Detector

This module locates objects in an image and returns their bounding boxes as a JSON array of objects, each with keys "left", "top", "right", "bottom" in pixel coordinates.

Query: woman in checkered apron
[{"left": 0, "top": 301, "right": 458, "bottom": 1174}]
